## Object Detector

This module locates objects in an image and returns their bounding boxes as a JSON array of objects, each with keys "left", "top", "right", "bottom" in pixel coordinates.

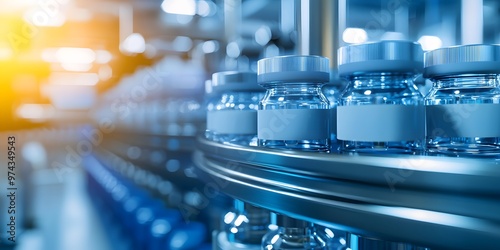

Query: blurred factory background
[
  {"left": 0, "top": 0, "right": 498, "bottom": 250},
  {"left": 1, "top": 0, "right": 498, "bottom": 130}
]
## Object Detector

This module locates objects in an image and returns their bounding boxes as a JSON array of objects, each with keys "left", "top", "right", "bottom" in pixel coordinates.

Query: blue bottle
[
  {"left": 205, "top": 71, "right": 264, "bottom": 146},
  {"left": 424, "top": 44, "right": 500, "bottom": 157},
  {"left": 148, "top": 208, "right": 182, "bottom": 250},
  {"left": 261, "top": 215, "right": 329, "bottom": 249},
  {"left": 257, "top": 55, "right": 331, "bottom": 152},
  {"left": 337, "top": 41, "right": 425, "bottom": 154},
  {"left": 319, "top": 226, "right": 348, "bottom": 250},
  {"left": 165, "top": 222, "right": 207, "bottom": 250},
  {"left": 322, "top": 69, "right": 345, "bottom": 150},
  {"left": 214, "top": 200, "right": 270, "bottom": 250}
]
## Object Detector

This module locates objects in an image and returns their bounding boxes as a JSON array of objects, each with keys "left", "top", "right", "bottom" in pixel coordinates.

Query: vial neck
[
  {"left": 220, "top": 91, "right": 260, "bottom": 102},
  {"left": 221, "top": 91, "right": 258, "bottom": 97},
  {"left": 433, "top": 74, "right": 500, "bottom": 88},
  {"left": 276, "top": 215, "right": 311, "bottom": 235},
  {"left": 350, "top": 73, "right": 415, "bottom": 88},
  {"left": 233, "top": 201, "right": 270, "bottom": 225},
  {"left": 264, "top": 83, "right": 324, "bottom": 95},
  {"left": 281, "top": 227, "right": 309, "bottom": 236}
]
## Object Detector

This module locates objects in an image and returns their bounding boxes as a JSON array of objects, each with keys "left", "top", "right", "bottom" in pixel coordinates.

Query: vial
[
  {"left": 148, "top": 208, "right": 182, "bottom": 250},
  {"left": 205, "top": 71, "right": 264, "bottom": 146},
  {"left": 322, "top": 69, "right": 345, "bottom": 150},
  {"left": 319, "top": 226, "right": 348, "bottom": 250},
  {"left": 424, "top": 44, "right": 500, "bottom": 157},
  {"left": 165, "top": 221, "right": 207, "bottom": 250},
  {"left": 261, "top": 215, "right": 328, "bottom": 250},
  {"left": 257, "top": 55, "right": 331, "bottom": 152},
  {"left": 337, "top": 41, "right": 425, "bottom": 154},
  {"left": 215, "top": 200, "right": 270, "bottom": 250}
]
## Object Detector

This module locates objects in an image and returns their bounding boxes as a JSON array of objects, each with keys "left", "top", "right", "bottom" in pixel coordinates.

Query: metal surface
[
  {"left": 424, "top": 44, "right": 500, "bottom": 65},
  {"left": 211, "top": 71, "right": 261, "bottom": 92},
  {"left": 257, "top": 55, "right": 330, "bottom": 75},
  {"left": 194, "top": 138, "right": 500, "bottom": 250},
  {"left": 338, "top": 41, "right": 423, "bottom": 65},
  {"left": 296, "top": 0, "right": 340, "bottom": 67},
  {"left": 424, "top": 44, "right": 500, "bottom": 77},
  {"left": 337, "top": 40, "right": 424, "bottom": 76},
  {"left": 257, "top": 55, "right": 330, "bottom": 83}
]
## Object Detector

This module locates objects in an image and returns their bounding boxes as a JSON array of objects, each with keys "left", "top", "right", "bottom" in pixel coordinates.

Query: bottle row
[
  {"left": 84, "top": 153, "right": 212, "bottom": 250},
  {"left": 84, "top": 138, "right": 432, "bottom": 250},
  {"left": 205, "top": 41, "right": 500, "bottom": 157},
  {"left": 214, "top": 199, "right": 430, "bottom": 250}
]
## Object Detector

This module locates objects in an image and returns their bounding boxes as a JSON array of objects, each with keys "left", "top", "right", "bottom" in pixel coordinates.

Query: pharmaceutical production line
[
  {"left": 1, "top": 0, "right": 500, "bottom": 250},
  {"left": 195, "top": 138, "right": 500, "bottom": 249}
]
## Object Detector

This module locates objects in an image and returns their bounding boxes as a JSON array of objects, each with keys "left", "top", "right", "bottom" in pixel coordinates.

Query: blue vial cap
[
  {"left": 148, "top": 209, "right": 182, "bottom": 250},
  {"left": 257, "top": 55, "right": 330, "bottom": 83},
  {"left": 197, "top": 243, "right": 213, "bottom": 250},
  {"left": 337, "top": 40, "right": 423, "bottom": 77},
  {"left": 211, "top": 71, "right": 262, "bottom": 92},
  {"left": 166, "top": 222, "right": 207, "bottom": 250},
  {"left": 424, "top": 44, "right": 500, "bottom": 78},
  {"left": 150, "top": 209, "right": 182, "bottom": 238}
]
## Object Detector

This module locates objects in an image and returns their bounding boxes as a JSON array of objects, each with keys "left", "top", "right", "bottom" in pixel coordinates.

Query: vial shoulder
[
  {"left": 425, "top": 87, "right": 500, "bottom": 104},
  {"left": 340, "top": 87, "right": 423, "bottom": 105}
]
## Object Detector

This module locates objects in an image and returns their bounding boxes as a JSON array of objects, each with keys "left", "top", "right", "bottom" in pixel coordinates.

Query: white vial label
[
  {"left": 329, "top": 107, "right": 337, "bottom": 136},
  {"left": 426, "top": 104, "right": 500, "bottom": 138},
  {"left": 207, "top": 110, "right": 257, "bottom": 134},
  {"left": 258, "top": 109, "right": 329, "bottom": 140},
  {"left": 337, "top": 105, "right": 424, "bottom": 141}
]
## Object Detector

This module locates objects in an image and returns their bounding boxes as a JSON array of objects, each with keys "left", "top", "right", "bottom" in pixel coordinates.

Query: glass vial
[
  {"left": 337, "top": 41, "right": 425, "bottom": 154},
  {"left": 257, "top": 55, "right": 331, "bottom": 152},
  {"left": 261, "top": 215, "right": 328, "bottom": 250},
  {"left": 205, "top": 71, "right": 265, "bottom": 146},
  {"left": 319, "top": 227, "right": 348, "bottom": 250},
  {"left": 322, "top": 69, "right": 345, "bottom": 151},
  {"left": 346, "top": 233, "right": 430, "bottom": 250},
  {"left": 424, "top": 44, "right": 500, "bottom": 157},
  {"left": 215, "top": 200, "right": 270, "bottom": 250}
]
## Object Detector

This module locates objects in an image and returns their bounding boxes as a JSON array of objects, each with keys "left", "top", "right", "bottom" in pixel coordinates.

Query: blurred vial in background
[
  {"left": 319, "top": 226, "right": 348, "bottom": 250},
  {"left": 90, "top": 55, "right": 206, "bottom": 136},
  {"left": 149, "top": 212, "right": 180, "bottom": 250},
  {"left": 346, "top": 233, "right": 430, "bottom": 250},
  {"left": 337, "top": 41, "right": 425, "bottom": 154},
  {"left": 257, "top": 56, "right": 331, "bottom": 152},
  {"left": 261, "top": 214, "right": 329, "bottom": 250},
  {"left": 424, "top": 44, "right": 500, "bottom": 157},
  {"left": 215, "top": 200, "right": 270, "bottom": 250},
  {"left": 205, "top": 71, "right": 264, "bottom": 146},
  {"left": 165, "top": 221, "right": 207, "bottom": 250},
  {"left": 321, "top": 69, "right": 346, "bottom": 151}
]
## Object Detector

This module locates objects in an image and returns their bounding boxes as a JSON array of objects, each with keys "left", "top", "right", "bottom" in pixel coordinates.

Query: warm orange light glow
[
  {"left": 60, "top": 63, "right": 93, "bottom": 72},
  {"left": 49, "top": 72, "right": 99, "bottom": 86},
  {"left": 56, "top": 47, "right": 96, "bottom": 64},
  {"left": 0, "top": 47, "right": 13, "bottom": 60}
]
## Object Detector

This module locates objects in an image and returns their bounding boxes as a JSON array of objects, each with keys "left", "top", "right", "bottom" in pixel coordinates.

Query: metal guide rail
[{"left": 193, "top": 138, "right": 500, "bottom": 250}]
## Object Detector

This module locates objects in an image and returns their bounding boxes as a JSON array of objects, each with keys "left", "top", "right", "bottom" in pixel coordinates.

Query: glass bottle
[
  {"left": 322, "top": 69, "right": 345, "bottom": 151},
  {"left": 215, "top": 200, "right": 270, "bottom": 250},
  {"left": 261, "top": 215, "right": 328, "bottom": 250},
  {"left": 319, "top": 226, "right": 348, "bottom": 250},
  {"left": 257, "top": 55, "right": 330, "bottom": 152},
  {"left": 205, "top": 71, "right": 265, "bottom": 146},
  {"left": 148, "top": 208, "right": 182, "bottom": 250},
  {"left": 337, "top": 40, "right": 425, "bottom": 154},
  {"left": 424, "top": 44, "right": 500, "bottom": 157}
]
